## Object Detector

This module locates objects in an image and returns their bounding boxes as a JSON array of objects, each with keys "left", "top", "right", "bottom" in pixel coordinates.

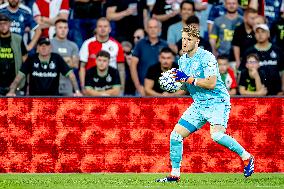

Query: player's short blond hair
[{"left": 182, "top": 24, "right": 200, "bottom": 38}]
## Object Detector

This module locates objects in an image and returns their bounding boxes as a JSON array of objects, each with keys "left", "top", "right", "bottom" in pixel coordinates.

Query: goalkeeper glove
[{"left": 171, "top": 68, "right": 196, "bottom": 85}]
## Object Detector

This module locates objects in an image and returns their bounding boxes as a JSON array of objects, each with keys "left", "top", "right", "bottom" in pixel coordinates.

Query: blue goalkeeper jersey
[{"left": 178, "top": 48, "right": 230, "bottom": 104}]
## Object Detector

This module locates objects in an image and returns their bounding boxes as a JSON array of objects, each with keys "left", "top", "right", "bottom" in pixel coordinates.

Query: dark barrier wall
[{"left": 0, "top": 97, "right": 283, "bottom": 173}]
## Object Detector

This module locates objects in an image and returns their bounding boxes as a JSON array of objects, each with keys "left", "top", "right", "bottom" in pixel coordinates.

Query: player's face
[
  {"left": 218, "top": 59, "right": 229, "bottom": 74},
  {"left": 0, "top": 21, "right": 10, "bottom": 35},
  {"left": 245, "top": 12, "right": 258, "bottom": 27},
  {"left": 96, "top": 56, "right": 109, "bottom": 71},
  {"left": 246, "top": 57, "right": 259, "bottom": 70},
  {"left": 8, "top": 0, "right": 19, "bottom": 8},
  {"left": 181, "top": 32, "right": 198, "bottom": 54},
  {"left": 37, "top": 44, "right": 51, "bottom": 57},
  {"left": 225, "top": 0, "right": 238, "bottom": 14},
  {"left": 159, "top": 52, "right": 174, "bottom": 70},
  {"left": 255, "top": 28, "right": 269, "bottom": 43},
  {"left": 96, "top": 20, "right": 111, "bottom": 37},
  {"left": 55, "top": 22, "right": 68, "bottom": 39},
  {"left": 180, "top": 3, "right": 194, "bottom": 21}
]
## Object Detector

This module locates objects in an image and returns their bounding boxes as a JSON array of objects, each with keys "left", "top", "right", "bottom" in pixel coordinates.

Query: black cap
[
  {"left": 0, "top": 14, "right": 11, "bottom": 22},
  {"left": 37, "top": 37, "right": 51, "bottom": 45}
]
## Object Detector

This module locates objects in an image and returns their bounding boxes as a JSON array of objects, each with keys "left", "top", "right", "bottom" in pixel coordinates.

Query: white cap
[{"left": 253, "top": 24, "right": 269, "bottom": 32}]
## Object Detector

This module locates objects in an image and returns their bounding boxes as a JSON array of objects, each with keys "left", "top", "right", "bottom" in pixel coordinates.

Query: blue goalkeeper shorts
[{"left": 178, "top": 101, "right": 231, "bottom": 133}]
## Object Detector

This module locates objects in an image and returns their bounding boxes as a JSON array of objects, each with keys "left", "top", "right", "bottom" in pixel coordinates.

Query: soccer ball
[{"left": 159, "top": 70, "right": 183, "bottom": 93}]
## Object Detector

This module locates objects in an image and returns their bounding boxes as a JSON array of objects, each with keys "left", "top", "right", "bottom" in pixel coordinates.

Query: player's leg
[
  {"left": 207, "top": 103, "right": 254, "bottom": 177},
  {"left": 157, "top": 103, "right": 206, "bottom": 182}
]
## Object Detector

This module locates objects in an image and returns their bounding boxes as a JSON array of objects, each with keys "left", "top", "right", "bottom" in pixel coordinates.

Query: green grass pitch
[{"left": 0, "top": 173, "right": 283, "bottom": 189}]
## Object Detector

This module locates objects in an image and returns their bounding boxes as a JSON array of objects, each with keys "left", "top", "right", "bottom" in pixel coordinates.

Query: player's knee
[
  {"left": 210, "top": 125, "right": 226, "bottom": 142},
  {"left": 170, "top": 130, "right": 183, "bottom": 143}
]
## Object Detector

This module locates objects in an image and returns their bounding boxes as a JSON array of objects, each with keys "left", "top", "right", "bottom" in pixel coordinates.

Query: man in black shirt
[
  {"left": 106, "top": 0, "right": 148, "bottom": 42},
  {"left": 152, "top": 0, "right": 181, "bottom": 40},
  {"left": 0, "top": 14, "right": 27, "bottom": 95},
  {"left": 6, "top": 37, "right": 82, "bottom": 96},
  {"left": 144, "top": 47, "right": 185, "bottom": 96},
  {"left": 84, "top": 50, "right": 121, "bottom": 96},
  {"left": 271, "top": 12, "right": 284, "bottom": 52},
  {"left": 232, "top": 8, "right": 258, "bottom": 69},
  {"left": 241, "top": 24, "right": 284, "bottom": 95}
]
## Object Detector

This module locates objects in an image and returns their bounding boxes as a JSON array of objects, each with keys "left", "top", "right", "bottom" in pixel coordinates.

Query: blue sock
[
  {"left": 211, "top": 132, "right": 245, "bottom": 156},
  {"left": 170, "top": 131, "right": 183, "bottom": 169}
]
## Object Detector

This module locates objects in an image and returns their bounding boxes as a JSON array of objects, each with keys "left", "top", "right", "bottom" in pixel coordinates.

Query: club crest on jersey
[
  {"left": 270, "top": 51, "right": 277, "bottom": 58},
  {"left": 34, "top": 63, "right": 39, "bottom": 68},
  {"left": 93, "top": 78, "right": 99, "bottom": 82},
  {"left": 49, "top": 61, "right": 56, "bottom": 69},
  {"left": 19, "top": 14, "right": 24, "bottom": 22},
  {"left": 109, "top": 46, "right": 114, "bottom": 52},
  {"left": 192, "top": 61, "right": 199, "bottom": 70},
  {"left": 106, "top": 74, "right": 112, "bottom": 82}
]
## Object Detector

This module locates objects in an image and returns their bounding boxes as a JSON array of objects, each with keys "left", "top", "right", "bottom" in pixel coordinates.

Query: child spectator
[
  {"left": 217, "top": 55, "right": 237, "bottom": 95},
  {"left": 239, "top": 53, "right": 267, "bottom": 96}
]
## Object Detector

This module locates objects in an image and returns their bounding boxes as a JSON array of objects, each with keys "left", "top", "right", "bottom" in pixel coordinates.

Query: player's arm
[
  {"left": 194, "top": 76, "right": 217, "bottom": 90},
  {"left": 6, "top": 72, "right": 26, "bottom": 96}
]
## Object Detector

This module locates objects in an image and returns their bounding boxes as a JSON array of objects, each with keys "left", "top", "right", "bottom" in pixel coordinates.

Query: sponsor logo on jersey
[{"left": 32, "top": 71, "right": 57, "bottom": 77}]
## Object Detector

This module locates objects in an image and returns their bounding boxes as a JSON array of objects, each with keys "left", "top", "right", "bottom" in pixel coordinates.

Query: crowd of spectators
[{"left": 0, "top": 0, "right": 283, "bottom": 97}]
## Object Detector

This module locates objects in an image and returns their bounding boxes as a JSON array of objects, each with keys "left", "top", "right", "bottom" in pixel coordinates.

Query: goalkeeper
[{"left": 156, "top": 25, "right": 254, "bottom": 182}]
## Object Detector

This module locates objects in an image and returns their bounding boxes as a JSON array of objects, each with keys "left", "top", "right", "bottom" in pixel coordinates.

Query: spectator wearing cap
[
  {"left": 241, "top": 24, "right": 284, "bottom": 95},
  {"left": 0, "top": 13, "right": 27, "bottom": 95},
  {"left": 0, "top": 0, "right": 41, "bottom": 51},
  {"left": 6, "top": 37, "right": 82, "bottom": 96}
]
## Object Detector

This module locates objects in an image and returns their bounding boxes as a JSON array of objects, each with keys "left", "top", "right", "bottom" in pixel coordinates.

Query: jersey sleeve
[
  {"left": 20, "top": 55, "right": 32, "bottom": 75},
  {"left": 85, "top": 69, "right": 94, "bottom": 88},
  {"left": 116, "top": 42, "right": 125, "bottom": 63},
  {"left": 21, "top": 40, "right": 28, "bottom": 56},
  {"left": 26, "top": 13, "right": 38, "bottom": 31},
  {"left": 202, "top": 53, "right": 218, "bottom": 78},
  {"left": 145, "top": 65, "right": 156, "bottom": 80},
  {"left": 57, "top": 54, "right": 72, "bottom": 76},
  {"left": 132, "top": 42, "right": 141, "bottom": 58},
  {"left": 238, "top": 70, "right": 247, "bottom": 87},
  {"left": 210, "top": 21, "right": 219, "bottom": 40},
  {"left": 32, "top": 2, "right": 41, "bottom": 17},
  {"left": 231, "top": 26, "right": 241, "bottom": 47},
  {"left": 112, "top": 69, "right": 121, "bottom": 86},
  {"left": 60, "top": 0, "right": 70, "bottom": 14},
  {"left": 228, "top": 68, "right": 237, "bottom": 89},
  {"left": 79, "top": 40, "right": 89, "bottom": 62}
]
